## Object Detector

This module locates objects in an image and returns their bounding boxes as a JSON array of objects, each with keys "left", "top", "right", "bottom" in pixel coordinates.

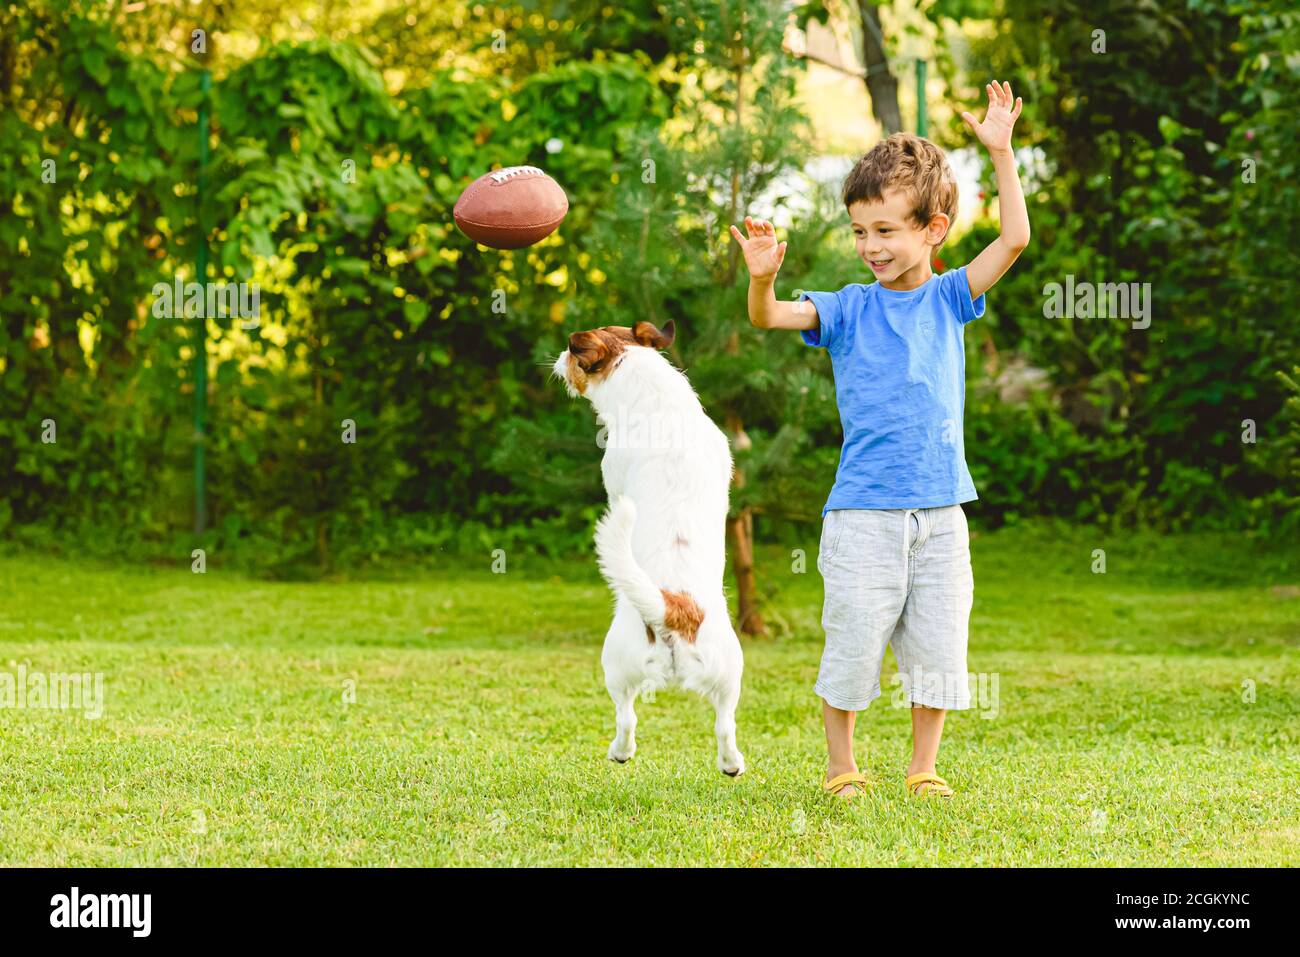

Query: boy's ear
[{"left": 926, "top": 212, "right": 952, "bottom": 247}]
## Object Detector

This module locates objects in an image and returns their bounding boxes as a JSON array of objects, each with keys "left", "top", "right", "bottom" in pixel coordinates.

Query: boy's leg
[
  {"left": 823, "top": 700, "right": 859, "bottom": 794},
  {"left": 815, "top": 508, "right": 909, "bottom": 795},
  {"left": 892, "top": 505, "right": 973, "bottom": 779},
  {"left": 907, "top": 704, "right": 947, "bottom": 776}
]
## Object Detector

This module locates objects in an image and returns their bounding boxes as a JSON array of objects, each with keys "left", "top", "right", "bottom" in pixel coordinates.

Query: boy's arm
[
  {"left": 747, "top": 277, "right": 820, "bottom": 330},
  {"left": 961, "top": 81, "right": 1030, "bottom": 301},
  {"left": 729, "top": 217, "right": 819, "bottom": 331}
]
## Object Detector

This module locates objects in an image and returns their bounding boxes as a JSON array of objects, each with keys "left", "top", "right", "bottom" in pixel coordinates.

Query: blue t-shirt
[{"left": 799, "top": 266, "right": 985, "bottom": 515}]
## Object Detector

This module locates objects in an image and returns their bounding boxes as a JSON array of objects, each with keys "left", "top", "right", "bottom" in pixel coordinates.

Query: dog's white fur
[{"left": 553, "top": 335, "right": 745, "bottom": 775}]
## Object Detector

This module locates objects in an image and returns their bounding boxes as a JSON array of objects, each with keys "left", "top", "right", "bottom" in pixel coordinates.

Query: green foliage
[
  {"left": 0, "top": 1, "right": 673, "bottom": 572},
  {"left": 1, "top": 0, "right": 1296, "bottom": 572},
  {"left": 0, "top": 3, "right": 190, "bottom": 539},
  {"left": 939, "top": 0, "right": 1298, "bottom": 530}
]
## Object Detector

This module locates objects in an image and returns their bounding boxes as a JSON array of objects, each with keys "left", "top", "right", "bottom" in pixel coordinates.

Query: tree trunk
[
  {"left": 725, "top": 383, "right": 766, "bottom": 638},
  {"left": 856, "top": 0, "right": 902, "bottom": 134}
]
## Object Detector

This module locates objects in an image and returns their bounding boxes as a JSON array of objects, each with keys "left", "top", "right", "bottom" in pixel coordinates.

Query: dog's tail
[{"left": 594, "top": 496, "right": 703, "bottom": 643}]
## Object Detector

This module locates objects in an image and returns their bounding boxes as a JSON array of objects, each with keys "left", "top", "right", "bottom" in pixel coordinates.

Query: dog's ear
[
  {"left": 568, "top": 331, "right": 606, "bottom": 371},
  {"left": 633, "top": 319, "right": 675, "bottom": 351}
]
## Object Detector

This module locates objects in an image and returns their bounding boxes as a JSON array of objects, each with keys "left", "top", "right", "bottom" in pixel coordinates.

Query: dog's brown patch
[
  {"left": 660, "top": 589, "right": 704, "bottom": 643},
  {"left": 645, "top": 623, "right": 656, "bottom": 644},
  {"left": 564, "top": 320, "right": 677, "bottom": 393}
]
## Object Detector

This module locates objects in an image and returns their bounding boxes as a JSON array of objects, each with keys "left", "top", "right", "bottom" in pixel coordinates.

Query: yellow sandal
[
  {"left": 905, "top": 771, "right": 955, "bottom": 799},
  {"left": 823, "top": 771, "right": 870, "bottom": 800}
]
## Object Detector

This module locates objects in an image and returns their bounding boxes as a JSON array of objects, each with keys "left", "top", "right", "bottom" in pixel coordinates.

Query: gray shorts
[{"left": 815, "top": 505, "right": 973, "bottom": 711}]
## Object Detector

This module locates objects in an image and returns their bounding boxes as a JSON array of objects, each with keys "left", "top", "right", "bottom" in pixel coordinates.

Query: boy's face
[{"left": 848, "top": 189, "right": 949, "bottom": 285}]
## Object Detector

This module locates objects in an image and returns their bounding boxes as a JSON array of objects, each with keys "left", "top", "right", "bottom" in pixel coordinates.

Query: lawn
[{"left": 0, "top": 523, "right": 1296, "bottom": 866}]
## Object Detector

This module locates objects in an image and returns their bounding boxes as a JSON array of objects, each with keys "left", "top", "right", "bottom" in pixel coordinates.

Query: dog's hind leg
[
  {"left": 602, "top": 601, "right": 646, "bottom": 764},
  {"left": 709, "top": 667, "right": 745, "bottom": 777},
  {"left": 606, "top": 680, "right": 638, "bottom": 763}
]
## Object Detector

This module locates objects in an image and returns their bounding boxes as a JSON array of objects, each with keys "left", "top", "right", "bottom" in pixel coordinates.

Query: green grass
[{"left": 0, "top": 524, "right": 1296, "bottom": 866}]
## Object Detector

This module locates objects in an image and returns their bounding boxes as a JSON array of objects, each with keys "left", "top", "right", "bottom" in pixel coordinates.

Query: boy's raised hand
[
  {"left": 961, "top": 80, "right": 1022, "bottom": 155},
  {"left": 962, "top": 81, "right": 1031, "bottom": 300},
  {"left": 729, "top": 216, "right": 787, "bottom": 281}
]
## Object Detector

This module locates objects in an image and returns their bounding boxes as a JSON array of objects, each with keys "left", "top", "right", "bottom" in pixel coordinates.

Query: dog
[{"left": 552, "top": 319, "right": 745, "bottom": 776}]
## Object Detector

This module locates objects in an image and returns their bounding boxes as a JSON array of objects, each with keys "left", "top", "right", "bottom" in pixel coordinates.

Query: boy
[{"left": 730, "top": 81, "right": 1029, "bottom": 799}]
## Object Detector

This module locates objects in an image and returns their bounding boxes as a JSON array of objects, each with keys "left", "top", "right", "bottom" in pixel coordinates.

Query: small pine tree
[{"left": 581, "top": 0, "right": 842, "bottom": 635}]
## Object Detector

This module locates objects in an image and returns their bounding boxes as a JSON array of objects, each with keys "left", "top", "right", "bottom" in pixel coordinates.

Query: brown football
[{"left": 453, "top": 165, "right": 569, "bottom": 249}]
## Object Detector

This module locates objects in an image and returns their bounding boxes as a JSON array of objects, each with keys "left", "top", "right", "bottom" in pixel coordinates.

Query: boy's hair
[{"left": 842, "top": 133, "right": 958, "bottom": 247}]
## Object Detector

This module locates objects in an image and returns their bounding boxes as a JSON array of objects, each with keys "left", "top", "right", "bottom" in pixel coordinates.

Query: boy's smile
[{"left": 849, "top": 188, "right": 950, "bottom": 292}]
